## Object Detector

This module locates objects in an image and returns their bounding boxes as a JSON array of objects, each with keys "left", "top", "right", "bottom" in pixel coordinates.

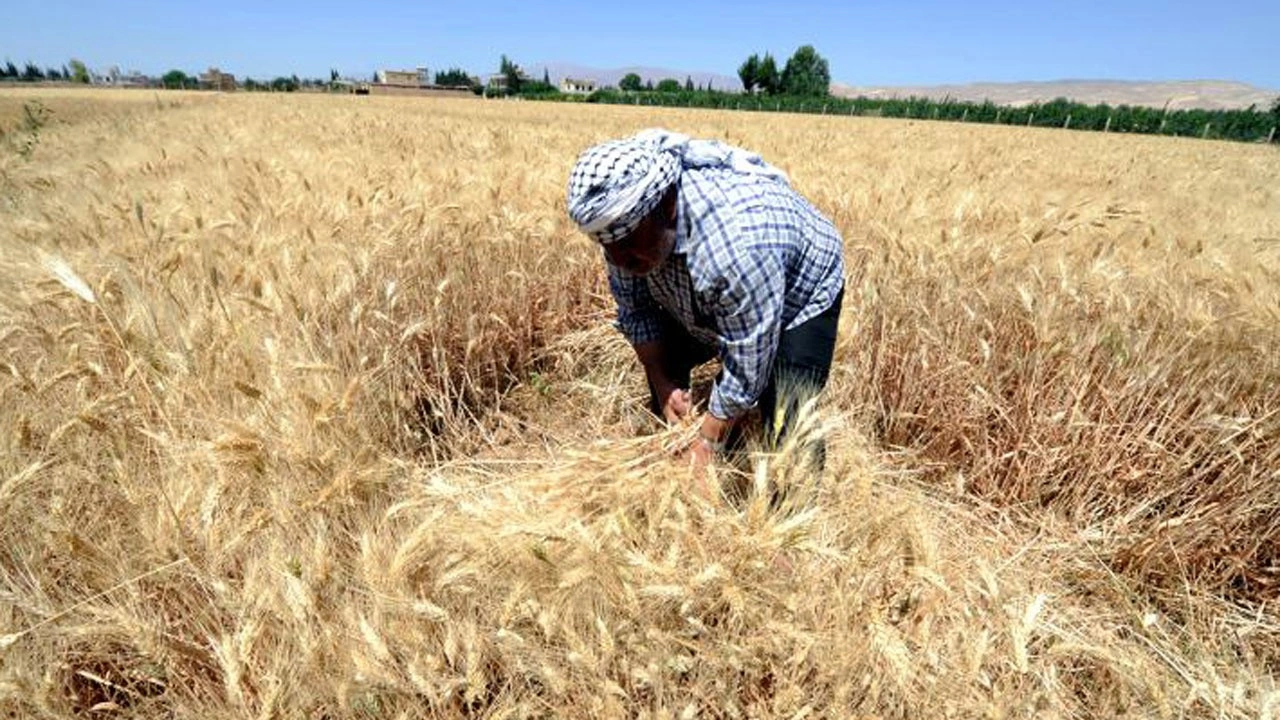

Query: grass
[{"left": 0, "top": 87, "right": 1278, "bottom": 718}]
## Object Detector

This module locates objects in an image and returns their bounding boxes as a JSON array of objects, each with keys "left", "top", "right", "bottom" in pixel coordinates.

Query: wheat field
[{"left": 1, "top": 87, "right": 1279, "bottom": 718}]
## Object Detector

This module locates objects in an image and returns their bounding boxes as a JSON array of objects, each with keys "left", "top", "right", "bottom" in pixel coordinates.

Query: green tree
[
  {"left": 499, "top": 54, "right": 523, "bottom": 94},
  {"left": 543, "top": 67, "right": 551, "bottom": 86},
  {"left": 757, "top": 53, "right": 780, "bottom": 95},
  {"left": 518, "top": 75, "right": 557, "bottom": 97},
  {"left": 1272, "top": 96, "right": 1280, "bottom": 123},
  {"left": 685, "top": 75, "right": 694, "bottom": 92},
  {"left": 270, "top": 76, "right": 299, "bottom": 92},
  {"left": 645, "top": 79, "right": 654, "bottom": 91},
  {"left": 69, "top": 59, "right": 90, "bottom": 83},
  {"left": 435, "top": 67, "right": 473, "bottom": 87},
  {"left": 330, "top": 68, "right": 339, "bottom": 82},
  {"left": 162, "top": 69, "right": 189, "bottom": 89},
  {"left": 619, "top": 72, "right": 643, "bottom": 92},
  {"left": 22, "top": 62, "right": 44, "bottom": 81},
  {"left": 656, "top": 78, "right": 681, "bottom": 93},
  {"left": 4, "top": 60, "right": 18, "bottom": 79},
  {"left": 780, "top": 45, "right": 830, "bottom": 96},
  {"left": 738, "top": 53, "right": 759, "bottom": 93}
]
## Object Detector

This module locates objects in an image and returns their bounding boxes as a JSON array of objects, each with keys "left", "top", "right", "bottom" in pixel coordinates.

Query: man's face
[{"left": 604, "top": 187, "right": 678, "bottom": 277}]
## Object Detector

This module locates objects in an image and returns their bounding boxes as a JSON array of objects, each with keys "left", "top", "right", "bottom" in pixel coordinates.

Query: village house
[
  {"left": 97, "top": 66, "right": 154, "bottom": 87},
  {"left": 199, "top": 67, "right": 236, "bottom": 92},
  {"left": 376, "top": 68, "right": 428, "bottom": 87},
  {"left": 559, "top": 77, "right": 598, "bottom": 95},
  {"left": 361, "top": 67, "right": 474, "bottom": 97},
  {"left": 487, "top": 71, "right": 534, "bottom": 93}
]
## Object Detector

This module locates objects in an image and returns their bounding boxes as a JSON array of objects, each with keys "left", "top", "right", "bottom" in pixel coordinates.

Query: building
[
  {"left": 486, "top": 72, "right": 532, "bottom": 93},
  {"left": 560, "top": 77, "right": 597, "bottom": 95},
  {"left": 199, "top": 67, "right": 236, "bottom": 92},
  {"left": 119, "top": 73, "right": 155, "bottom": 88},
  {"left": 96, "top": 67, "right": 155, "bottom": 87},
  {"left": 376, "top": 68, "right": 428, "bottom": 87}
]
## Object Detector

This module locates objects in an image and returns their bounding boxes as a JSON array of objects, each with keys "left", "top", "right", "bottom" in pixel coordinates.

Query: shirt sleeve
[
  {"left": 606, "top": 261, "right": 663, "bottom": 347},
  {"left": 705, "top": 243, "right": 786, "bottom": 420}
]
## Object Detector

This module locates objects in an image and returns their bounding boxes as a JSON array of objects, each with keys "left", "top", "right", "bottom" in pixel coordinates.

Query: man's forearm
[
  {"left": 636, "top": 340, "right": 741, "bottom": 440},
  {"left": 634, "top": 340, "right": 673, "bottom": 395}
]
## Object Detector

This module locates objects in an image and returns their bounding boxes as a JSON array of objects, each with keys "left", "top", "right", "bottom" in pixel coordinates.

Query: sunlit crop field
[{"left": 2, "top": 87, "right": 1279, "bottom": 718}]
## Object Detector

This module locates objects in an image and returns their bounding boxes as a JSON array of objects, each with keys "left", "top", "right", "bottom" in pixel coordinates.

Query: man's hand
[
  {"left": 675, "top": 413, "right": 735, "bottom": 504},
  {"left": 678, "top": 435, "right": 718, "bottom": 502},
  {"left": 659, "top": 386, "right": 693, "bottom": 424},
  {"left": 683, "top": 434, "right": 716, "bottom": 468}
]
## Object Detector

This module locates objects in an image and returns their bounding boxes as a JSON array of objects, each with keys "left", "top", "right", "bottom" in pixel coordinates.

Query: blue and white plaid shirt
[{"left": 607, "top": 166, "right": 845, "bottom": 420}]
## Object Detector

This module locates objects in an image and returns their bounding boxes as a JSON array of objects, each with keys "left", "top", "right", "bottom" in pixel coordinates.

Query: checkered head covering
[{"left": 567, "top": 128, "right": 788, "bottom": 245}]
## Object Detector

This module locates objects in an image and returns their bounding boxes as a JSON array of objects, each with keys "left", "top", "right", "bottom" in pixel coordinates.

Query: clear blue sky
[{"left": 3, "top": 0, "right": 1277, "bottom": 88}]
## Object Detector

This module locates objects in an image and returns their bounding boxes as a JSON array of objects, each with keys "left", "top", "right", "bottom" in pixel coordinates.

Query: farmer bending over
[{"left": 566, "top": 128, "right": 845, "bottom": 473}]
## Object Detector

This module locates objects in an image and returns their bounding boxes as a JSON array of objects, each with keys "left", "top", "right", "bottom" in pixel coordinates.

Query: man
[{"left": 566, "top": 128, "right": 844, "bottom": 473}]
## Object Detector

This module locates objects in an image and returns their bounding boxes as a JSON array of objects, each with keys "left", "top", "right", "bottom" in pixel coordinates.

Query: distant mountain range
[
  {"left": 525, "top": 62, "right": 740, "bottom": 92},
  {"left": 524, "top": 62, "right": 1276, "bottom": 110},
  {"left": 825, "top": 79, "right": 1277, "bottom": 111}
]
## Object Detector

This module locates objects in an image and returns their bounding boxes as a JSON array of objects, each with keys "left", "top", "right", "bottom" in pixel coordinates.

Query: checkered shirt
[{"left": 607, "top": 166, "right": 845, "bottom": 420}]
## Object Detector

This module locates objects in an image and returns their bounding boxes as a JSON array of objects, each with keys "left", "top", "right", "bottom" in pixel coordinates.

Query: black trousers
[{"left": 647, "top": 288, "right": 843, "bottom": 452}]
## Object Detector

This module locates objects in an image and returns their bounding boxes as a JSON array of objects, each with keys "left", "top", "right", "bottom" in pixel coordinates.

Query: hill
[
  {"left": 830, "top": 78, "right": 1279, "bottom": 110},
  {"left": 479, "top": 61, "right": 1277, "bottom": 111}
]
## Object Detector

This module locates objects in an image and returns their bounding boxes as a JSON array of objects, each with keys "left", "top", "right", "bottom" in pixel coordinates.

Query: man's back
[{"left": 676, "top": 165, "right": 844, "bottom": 334}]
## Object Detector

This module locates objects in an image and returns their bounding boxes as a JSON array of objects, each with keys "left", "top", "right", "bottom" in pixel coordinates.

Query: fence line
[{"left": 534, "top": 92, "right": 1279, "bottom": 144}]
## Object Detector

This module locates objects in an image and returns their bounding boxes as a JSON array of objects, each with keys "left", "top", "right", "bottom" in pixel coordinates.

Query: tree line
[
  {"left": 481, "top": 49, "right": 832, "bottom": 98},
  {"left": 486, "top": 45, "right": 1279, "bottom": 144},
  {"left": 564, "top": 90, "right": 1280, "bottom": 143},
  {"left": 0, "top": 58, "right": 92, "bottom": 83}
]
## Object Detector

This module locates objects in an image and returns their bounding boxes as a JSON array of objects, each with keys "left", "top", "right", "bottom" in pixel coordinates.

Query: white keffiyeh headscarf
[{"left": 566, "top": 128, "right": 788, "bottom": 245}]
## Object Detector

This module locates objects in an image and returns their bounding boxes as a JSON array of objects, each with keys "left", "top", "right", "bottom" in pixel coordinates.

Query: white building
[
  {"left": 560, "top": 77, "right": 598, "bottom": 94},
  {"left": 376, "top": 67, "right": 428, "bottom": 87}
]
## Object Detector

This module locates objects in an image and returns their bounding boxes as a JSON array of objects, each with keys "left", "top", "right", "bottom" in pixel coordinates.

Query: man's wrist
[
  {"left": 697, "top": 413, "right": 733, "bottom": 452},
  {"left": 696, "top": 432, "right": 727, "bottom": 454}
]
